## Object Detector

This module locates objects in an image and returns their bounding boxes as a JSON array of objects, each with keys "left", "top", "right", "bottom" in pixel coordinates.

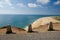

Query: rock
[
  {"left": 6, "top": 25, "right": 13, "bottom": 34},
  {"left": 48, "top": 22, "right": 54, "bottom": 31},
  {"left": 28, "top": 24, "right": 33, "bottom": 32}
]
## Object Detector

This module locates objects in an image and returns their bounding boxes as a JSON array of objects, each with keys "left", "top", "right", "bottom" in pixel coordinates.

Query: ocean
[{"left": 0, "top": 15, "right": 59, "bottom": 28}]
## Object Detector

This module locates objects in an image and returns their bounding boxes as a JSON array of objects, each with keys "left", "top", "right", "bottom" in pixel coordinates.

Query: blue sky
[{"left": 0, "top": 0, "right": 60, "bottom": 15}]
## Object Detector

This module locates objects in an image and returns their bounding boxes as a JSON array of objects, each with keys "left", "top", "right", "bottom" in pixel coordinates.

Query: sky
[{"left": 0, "top": 0, "right": 60, "bottom": 15}]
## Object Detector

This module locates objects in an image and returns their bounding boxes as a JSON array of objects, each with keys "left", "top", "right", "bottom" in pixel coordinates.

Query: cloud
[
  {"left": 36, "top": 0, "right": 50, "bottom": 4},
  {"left": 0, "top": 0, "right": 13, "bottom": 8},
  {"left": 38, "top": 5, "right": 44, "bottom": 8},
  {"left": 28, "top": 3, "right": 38, "bottom": 8},
  {"left": 0, "top": 1, "right": 4, "bottom": 8},
  {"left": 10, "top": 6, "right": 15, "bottom": 9},
  {"left": 54, "top": 0, "right": 60, "bottom": 5},
  {"left": 17, "top": 3, "right": 43, "bottom": 8},
  {"left": 0, "top": 9, "right": 30, "bottom": 14},
  {"left": 0, "top": 10, "right": 16, "bottom": 14},
  {"left": 28, "top": 3, "right": 44, "bottom": 8},
  {"left": 17, "top": 3, "right": 26, "bottom": 7},
  {"left": 5, "top": 0, "right": 12, "bottom": 6},
  {"left": 0, "top": 5, "right": 3, "bottom": 8}
]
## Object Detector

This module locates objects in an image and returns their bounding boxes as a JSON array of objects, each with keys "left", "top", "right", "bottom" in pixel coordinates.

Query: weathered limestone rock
[
  {"left": 28, "top": 24, "right": 33, "bottom": 32},
  {"left": 48, "top": 22, "right": 54, "bottom": 31},
  {"left": 6, "top": 25, "right": 13, "bottom": 34}
]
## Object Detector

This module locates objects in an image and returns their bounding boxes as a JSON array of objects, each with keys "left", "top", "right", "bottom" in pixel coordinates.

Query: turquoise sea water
[{"left": 0, "top": 15, "right": 59, "bottom": 28}]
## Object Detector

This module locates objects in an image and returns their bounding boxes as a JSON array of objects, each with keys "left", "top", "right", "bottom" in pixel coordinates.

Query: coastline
[{"left": 0, "top": 17, "right": 60, "bottom": 35}]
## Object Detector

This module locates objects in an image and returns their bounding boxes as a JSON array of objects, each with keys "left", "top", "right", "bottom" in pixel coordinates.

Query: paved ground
[{"left": 0, "top": 31, "right": 60, "bottom": 40}]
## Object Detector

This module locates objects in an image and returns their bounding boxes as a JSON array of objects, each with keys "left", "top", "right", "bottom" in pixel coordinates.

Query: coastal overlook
[{"left": 0, "top": 0, "right": 60, "bottom": 40}]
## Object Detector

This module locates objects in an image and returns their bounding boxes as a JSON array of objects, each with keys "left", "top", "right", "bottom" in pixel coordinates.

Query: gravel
[{"left": 0, "top": 31, "right": 60, "bottom": 40}]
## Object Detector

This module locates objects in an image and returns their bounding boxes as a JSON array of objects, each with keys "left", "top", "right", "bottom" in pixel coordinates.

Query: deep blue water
[{"left": 0, "top": 15, "right": 60, "bottom": 28}]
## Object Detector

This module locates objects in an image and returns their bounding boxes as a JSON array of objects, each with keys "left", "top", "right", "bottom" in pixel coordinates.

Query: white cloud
[
  {"left": 28, "top": 3, "right": 38, "bottom": 8},
  {"left": 54, "top": 0, "right": 60, "bottom": 5},
  {"left": 5, "top": 0, "right": 12, "bottom": 6},
  {"left": 36, "top": 0, "right": 50, "bottom": 4},
  {"left": 17, "top": 3, "right": 26, "bottom": 7},
  {"left": 0, "top": 0, "right": 13, "bottom": 8},
  {"left": 28, "top": 3, "right": 44, "bottom": 8},
  {"left": 17, "top": 3, "right": 43, "bottom": 8}
]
